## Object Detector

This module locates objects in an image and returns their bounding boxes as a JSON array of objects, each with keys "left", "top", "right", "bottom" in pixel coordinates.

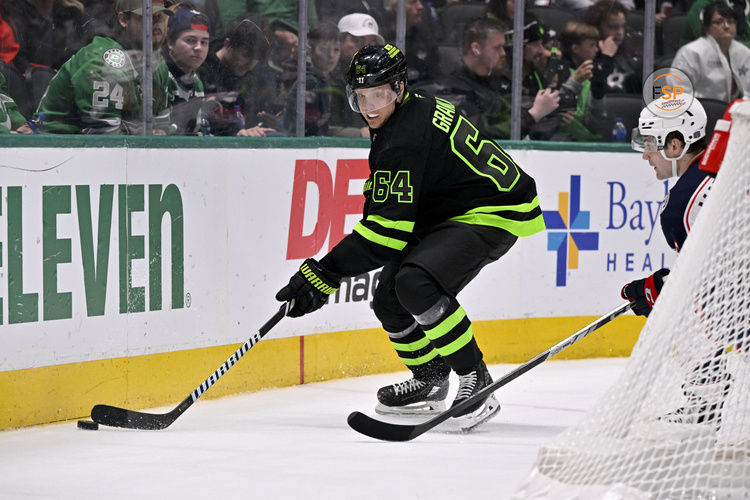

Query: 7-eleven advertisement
[{"left": 0, "top": 146, "right": 675, "bottom": 371}]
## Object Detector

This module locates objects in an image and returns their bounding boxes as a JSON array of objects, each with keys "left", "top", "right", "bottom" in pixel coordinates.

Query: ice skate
[
  {"left": 375, "top": 375, "right": 449, "bottom": 415},
  {"left": 661, "top": 400, "right": 725, "bottom": 428},
  {"left": 660, "top": 374, "right": 731, "bottom": 431},
  {"left": 451, "top": 360, "right": 501, "bottom": 431}
]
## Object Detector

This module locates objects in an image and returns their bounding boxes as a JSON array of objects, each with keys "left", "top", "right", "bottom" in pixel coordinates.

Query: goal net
[{"left": 514, "top": 100, "right": 750, "bottom": 499}]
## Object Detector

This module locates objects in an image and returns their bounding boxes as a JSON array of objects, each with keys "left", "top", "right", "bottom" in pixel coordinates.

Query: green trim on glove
[{"left": 300, "top": 259, "right": 339, "bottom": 295}]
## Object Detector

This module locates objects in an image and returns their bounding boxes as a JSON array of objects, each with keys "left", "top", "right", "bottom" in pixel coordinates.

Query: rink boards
[{"left": 0, "top": 137, "right": 663, "bottom": 428}]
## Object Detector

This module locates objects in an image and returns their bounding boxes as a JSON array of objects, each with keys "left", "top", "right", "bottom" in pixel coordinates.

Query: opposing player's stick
[
  {"left": 348, "top": 302, "right": 635, "bottom": 441},
  {"left": 91, "top": 302, "right": 292, "bottom": 430}
]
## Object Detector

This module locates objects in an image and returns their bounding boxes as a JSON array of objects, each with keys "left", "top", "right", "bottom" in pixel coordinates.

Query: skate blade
[
  {"left": 374, "top": 400, "right": 446, "bottom": 416},
  {"left": 631, "top": 419, "right": 716, "bottom": 442},
  {"left": 456, "top": 395, "right": 501, "bottom": 432}
]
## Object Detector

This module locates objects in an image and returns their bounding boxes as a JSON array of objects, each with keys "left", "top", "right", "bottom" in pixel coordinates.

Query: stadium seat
[
  {"left": 697, "top": 97, "right": 729, "bottom": 138},
  {"left": 527, "top": 6, "right": 580, "bottom": 34},
  {"left": 600, "top": 93, "right": 644, "bottom": 142},
  {"left": 439, "top": 3, "right": 486, "bottom": 45},
  {"left": 0, "top": 60, "right": 33, "bottom": 118},
  {"left": 626, "top": 11, "right": 645, "bottom": 33},
  {"left": 660, "top": 14, "right": 688, "bottom": 57},
  {"left": 436, "top": 44, "right": 463, "bottom": 77}
]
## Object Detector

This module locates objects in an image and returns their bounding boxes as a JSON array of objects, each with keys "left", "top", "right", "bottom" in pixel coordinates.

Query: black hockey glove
[
  {"left": 276, "top": 258, "right": 341, "bottom": 317},
  {"left": 621, "top": 268, "right": 670, "bottom": 317}
]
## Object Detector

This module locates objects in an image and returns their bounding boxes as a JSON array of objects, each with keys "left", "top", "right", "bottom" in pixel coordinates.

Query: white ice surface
[{"left": 0, "top": 359, "right": 626, "bottom": 500}]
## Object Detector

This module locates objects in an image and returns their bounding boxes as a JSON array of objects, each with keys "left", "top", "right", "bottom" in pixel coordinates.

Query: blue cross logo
[{"left": 543, "top": 175, "right": 599, "bottom": 286}]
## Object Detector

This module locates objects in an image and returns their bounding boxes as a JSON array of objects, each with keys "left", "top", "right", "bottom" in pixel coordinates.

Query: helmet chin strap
[{"left": 659, "top": 146, "right": 689, "bottom": 178}]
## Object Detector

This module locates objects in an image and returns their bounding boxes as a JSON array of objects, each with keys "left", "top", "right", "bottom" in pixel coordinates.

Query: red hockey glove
[
  {"left": 276, "top": 258, "right": 340, "bottom": 317},
  {"left": 621, "top": 268, "right": 670, "bottom": 317}
]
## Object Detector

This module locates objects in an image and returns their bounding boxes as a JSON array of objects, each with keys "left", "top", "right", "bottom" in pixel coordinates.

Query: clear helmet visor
[
  {"left": 631, "top": 128, "right": 660, "bottom": 153},
  {"left": 346, "top": 83, "right": 400, "bottom": 114}
]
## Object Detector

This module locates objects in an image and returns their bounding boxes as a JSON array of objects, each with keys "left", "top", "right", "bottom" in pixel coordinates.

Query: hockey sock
[
  {"left": 387, "top": 322, "right": 449, "bottom": 382},
  {"left": 414, "top": 296, "right": 482, "bottom": 375}
]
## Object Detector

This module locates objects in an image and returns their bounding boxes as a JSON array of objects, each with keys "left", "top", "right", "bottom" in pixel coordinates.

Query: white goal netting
[{"left": 514, "top": 100, "right": 750, "bottom": 500}]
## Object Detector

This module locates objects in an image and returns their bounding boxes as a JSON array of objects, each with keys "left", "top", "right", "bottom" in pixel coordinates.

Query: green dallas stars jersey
[
  {"left": 36, "top": 36, "right": 170, "bottom": 134},
  {"left": 0, "top": 72, "right": 28, "bottom": 133},
  {"left": 156, "top": 60, "right": 206, "bottom": 135},
  {"left": 320, "top": 92, "right": 546, "bottom": 278}
]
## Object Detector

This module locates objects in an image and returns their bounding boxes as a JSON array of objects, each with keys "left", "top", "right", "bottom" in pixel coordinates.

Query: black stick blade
[
  {"left": 347, "top": 411, "right": 423, "bottom": 442},
  {"left": 91, "top": 404, "right": 176, "bottom": 430}
]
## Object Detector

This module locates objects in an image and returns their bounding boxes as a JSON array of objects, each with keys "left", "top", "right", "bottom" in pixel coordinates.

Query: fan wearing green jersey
[
  {"left": 276, "top": 43, "right": 546, "bottom": 431},
  {"left": 34, "top": 0, "right": 172, "bottom": 134},
  {"left": 0, "top": 71, "right": 31, "bottom": 133},
  {"left": 160, "top": 6, "right": 211, "bottom": 135}
]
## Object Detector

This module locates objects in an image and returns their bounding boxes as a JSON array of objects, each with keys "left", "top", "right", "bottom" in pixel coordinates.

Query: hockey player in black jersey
[
  {"left": 276, "top": 43, "right": 545, "bottom": 430},
  {"left": 623, "top": 98, "right": 731, "bottom": 429}
]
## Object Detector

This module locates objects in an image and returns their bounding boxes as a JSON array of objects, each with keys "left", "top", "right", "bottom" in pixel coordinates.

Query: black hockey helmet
[
  {"left": 345, "top": 44, "right": 407, "bottom": 113},
  {"left": 345, "top": 43, "right": 407, "bottom": 92}
]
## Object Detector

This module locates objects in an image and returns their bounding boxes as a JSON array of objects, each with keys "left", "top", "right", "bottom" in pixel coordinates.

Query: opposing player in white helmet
[
  {"left": 631, "top": 97, "right": 708, "bottom": 180},
  {"left": 624, "top": 98, "right": 729, "bottom": 429}
]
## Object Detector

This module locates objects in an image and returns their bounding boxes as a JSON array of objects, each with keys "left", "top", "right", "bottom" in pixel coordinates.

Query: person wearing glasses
[{"left": 672, "top": 1, "right": 750, "bottom": 102}]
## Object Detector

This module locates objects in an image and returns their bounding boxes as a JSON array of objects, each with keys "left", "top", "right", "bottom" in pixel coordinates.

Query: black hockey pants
[{"left": 371, "top": 222, "right": 516, "bottom": 377}]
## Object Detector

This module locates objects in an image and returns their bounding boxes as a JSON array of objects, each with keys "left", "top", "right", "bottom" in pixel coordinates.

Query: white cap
[{"left": 337, "top": 13, "right": 385, "bottom": 44}]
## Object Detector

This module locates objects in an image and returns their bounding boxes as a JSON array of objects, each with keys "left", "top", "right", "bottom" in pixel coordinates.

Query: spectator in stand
[
  {"left": 0, "top": 0, "right": 89, "bottom": 70},
  {"left": 538, "top": 26, "right": 571, "bottom": 89},
  {"left": 681, "top": 0, "right": 750, "bottom": 47},
  {"left": 557, "top": 20, "right": 603, "bottom": 140},
  {"left": 245, "top": 0, "right": 317, "bottom": 29},
  {"left": 424, "top": 18, "right": 559, "bottom": 139},
  {"left": 328, "top": 12, "right": 384, "bottom": 137},
  {"left": 546, "top": 0, "right": 636, "bottom": 14},
  {"left": 672, "top": 1, "right": 750, "bottom": 102},
  {"left": 336, "top": 12, "right": 384, "bottom": 74},
  {"left": 504, "top": 19, "right": 570, "bottom": 140},
  {"left": 0, "top": 0, "right": 90, "bottom": 116},
  {"left": 161, "top": 5, "right": 211, "bottom": 135},
  {"left": 198, "top": 13, "right": 278, "bottom": 137},
  {"left": 34, "top": 0, "right": 173, "bottom": 134},
  {"left": 0, "top": 11, "right": 20, "bottom": 64},
  {"left": 381, "top": 0, "right": 440, "bottom": 86},
  {"left": 316, "top": 0, "right": 385, "bottom": 25},
  {"left": 283, "top": 21, "right": 340, "bottom": 136},
  {"left": 259, "top": 18, "right": 299, "bottom": 121},
  {"left": 583, "top": 0, "right": 641, "bottom": 98},
  {"left": 486, "top": 0, "right": 513, "bottom": 25},
  {"left": 0, "top": 70, "right": 32, "bottom": 133}
]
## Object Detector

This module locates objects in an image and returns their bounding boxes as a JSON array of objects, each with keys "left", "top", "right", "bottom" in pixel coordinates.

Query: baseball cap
[
  {"left": 168, "top": 8, "right": 211, "bottom": 38},
  {"left": 115, "top": 0, "right": 172, "bottom": 15},
  {"left": 504, "top": 20, "right": 545, "bottom": 46},
  {"left": 337, "top": 13, "right": 385, "bottom": 44}
]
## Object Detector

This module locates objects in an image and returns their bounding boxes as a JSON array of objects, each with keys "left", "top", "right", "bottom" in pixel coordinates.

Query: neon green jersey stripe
[
  {"left": 353, "top": 222, "right": 408, "bottom": 251},
  {"left": 366, "top": 214, "right": 415, "bottom": 233},
  {"left": 391, "top": 336, "right": 431, "bottom": 352},
  {"left": 401, "top": 348, "right": 438, "bottom": 366},
  {"left": 448, "top": 212, "right": 545, "bottom": 237},
  {"left": 435, "top": 325, "right": 474, "bottom": 357},
  {"left": 423, "top": 307, "right": 466, "bottom": 340},
  {"left": 460, "top": 197, "right": 541, "bottom": 214}
]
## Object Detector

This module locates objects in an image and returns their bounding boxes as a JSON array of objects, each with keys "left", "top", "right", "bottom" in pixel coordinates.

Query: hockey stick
[
  {"left": 91, "top": 302, "right": 292, "bottom": 430},
  {"left": 347, "top": 301, "right": 635, "bottom": 441}
]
